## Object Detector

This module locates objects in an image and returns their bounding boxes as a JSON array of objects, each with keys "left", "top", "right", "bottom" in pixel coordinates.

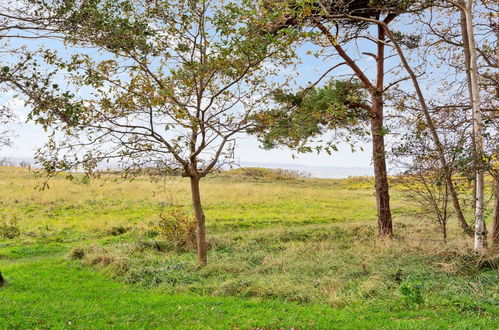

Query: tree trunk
[
  {"left": 371, "top": 96, "right": 393, "bottom": 237},
  {"left": 441, "top": 221, "right": 448, "bottom": 243},
  {"left": 372, "top": 23, "right": 393, "bottom": 237},
  {"left": 190, "top": 176, "right": 207, "bottom": 266},
  {"left": 492, "top": 172, "right": 499, "bottom": 247},
  {"left": 462, "top": 0, "right": 486, "bottom": 252},
  {"left": 442, "top": 190, "right": 448, "bottom": 243},
  {"left": 460, "top": 9, "right": 477, "bottom": 215}
]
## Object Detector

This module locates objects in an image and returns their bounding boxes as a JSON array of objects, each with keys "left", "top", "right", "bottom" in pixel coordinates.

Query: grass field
[{"left": 0, "top": 166, "right": 497, "bottom": 329}]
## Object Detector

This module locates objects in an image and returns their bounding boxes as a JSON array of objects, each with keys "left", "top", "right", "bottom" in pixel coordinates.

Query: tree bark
[
  {"left": 190, "top": 175, "right": 207, "bottom": 266},
  {"left": 462, "top": 0, "right": 486, "bottom": 252},
  {"left": 441, "top": 221, "right": 448, "bottom": 243},
  {"left": 372, "top": 23, "right": 393, "bottom": 237},
  {"left": 460, "top": 9, "right": 477, "bottom": 215},
  {"left": 371, "top": 95, "right": 393, "bottom": 236}
]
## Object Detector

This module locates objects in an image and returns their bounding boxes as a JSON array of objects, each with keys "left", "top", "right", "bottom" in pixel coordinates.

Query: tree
[
  {"left": 13, "top": 0, "right": 295, "bottom": 266},
  {"left": 339, "top": 2, "right": 482, "bottom": 238},
  {"left": 412, "top": 0, "right": 493, "bottom": 250},
  {"left": 461, "top": 0, "right": 498, "bottom": 249},
  {"left": 256, "top": 0, "right": 424, "bottom": 237},
  {"left": 0, "top": 0, "right": 69, "bottom": 149},
  {"left": 403, "top": 0, "right": 497, "bottom": 245},
  {"left": 252, "top": 79, "right": 370, "bottom": 155},
  {"left": 392, "top": 101, "right": 475, "bottom": 243},
  {"left": 460, "top": 0, "right": 486, "bottom": 252}
]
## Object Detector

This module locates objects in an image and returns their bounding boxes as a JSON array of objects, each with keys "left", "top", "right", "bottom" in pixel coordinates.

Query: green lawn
[{"left": 1, "top": 257, "right": 495, "bottom": 329}]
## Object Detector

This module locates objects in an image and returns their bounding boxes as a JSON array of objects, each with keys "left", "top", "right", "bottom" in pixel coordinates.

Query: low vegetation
[
  {"left": 0, "top": 167, "right": 497, "bottom": 328},
  {"left": 221, "top": 167, "right": 310, "bottom": 180}
]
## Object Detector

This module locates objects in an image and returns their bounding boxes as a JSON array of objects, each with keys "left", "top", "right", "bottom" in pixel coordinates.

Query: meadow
[{"left": 0, "top": 166, "right": 497, "bottom": 329}]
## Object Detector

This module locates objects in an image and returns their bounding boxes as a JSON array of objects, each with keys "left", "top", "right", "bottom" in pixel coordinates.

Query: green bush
[{"left": 155, "top": 206, "right": 197, "bottom": 251}]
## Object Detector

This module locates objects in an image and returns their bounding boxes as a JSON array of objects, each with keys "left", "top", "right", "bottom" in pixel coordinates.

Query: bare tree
[
  {"left": 406, "top": 0, "right": 498, "bottom": 248},
  {"left": 392, "top": 101, "right": 475, "bottom": 242}
]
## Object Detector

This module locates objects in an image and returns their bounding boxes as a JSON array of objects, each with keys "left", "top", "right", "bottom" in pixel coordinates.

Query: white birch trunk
[{"left": 463, "top": 0, "right": 486, "bottom": 252}]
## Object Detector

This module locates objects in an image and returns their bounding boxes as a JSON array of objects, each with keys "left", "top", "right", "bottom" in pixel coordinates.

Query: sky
[
  {"left": 1, "top": 98, "right": 373, "bottom": 168},
  {"left": 2, "top": 0, "right": 494, "bottom": 174},
  {"left": 0, "top": 10, "right": 399, "bottom": 170}
]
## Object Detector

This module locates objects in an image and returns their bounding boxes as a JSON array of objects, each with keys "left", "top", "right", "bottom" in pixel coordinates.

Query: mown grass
[{"left": 0, "top": 166, "right": 498, "bottom": 328}]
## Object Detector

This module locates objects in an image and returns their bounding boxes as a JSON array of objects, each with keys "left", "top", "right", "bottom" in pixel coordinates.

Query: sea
[{"left": 1, "top": 157, "right": 373, "bottom": 179}]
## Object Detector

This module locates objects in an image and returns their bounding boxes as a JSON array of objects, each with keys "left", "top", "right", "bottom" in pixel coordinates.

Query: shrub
[
  {"left": 154, "top": 206, "right": 197, "bottom": 251},
  {"left": 0, "top": 215, "right": 20, "bottom": 239}
]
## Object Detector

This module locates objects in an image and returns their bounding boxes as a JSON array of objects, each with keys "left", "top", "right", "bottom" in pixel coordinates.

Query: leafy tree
[
  {"left": 17, "top": 0, "right": 296, "bottom": 265},
  {"left": 393, "top": 0, "right": 498, "bottom": 245},
  {"left": 252, "top": 79, "right": 370, "bottom": 154},
  {"left": 255, "top": 0, "right": 424, "bottom": 236}
]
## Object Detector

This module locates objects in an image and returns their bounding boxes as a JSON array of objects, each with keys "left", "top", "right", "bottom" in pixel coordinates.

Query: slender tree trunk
[
  {"left": 441, "top": 221, "right": 448, "bottom": 243},
  {"left": 371, "top": 96, "right": 393, "bottom": 236},
  {"left": 190, "top": 175, "right": 207, "bottom": 266},
  {"left": 442, "top": 188, "right": 448, "bottom": 243},
  {"left": 462, "top": 0, "right": 486, "bottom": 252},
  {"left": 492, "top": 172, "right": 499, "bottom": 247},
  {"left": 460, "top": 10, "right": 477, "bottom": 214},
  {"left": 491, "top": 5, "right": 499, "bottom": 249},
  {"left": 372, "top": 23, "right": 392, "bottom": 237}
]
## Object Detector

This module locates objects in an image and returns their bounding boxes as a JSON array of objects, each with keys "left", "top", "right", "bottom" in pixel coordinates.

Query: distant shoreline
[
  {"left": 237, "top": 161, "right": 373, "bottom": 179},
  {"left": 0, "top": 156, "right": 374, "bottom": 179}
]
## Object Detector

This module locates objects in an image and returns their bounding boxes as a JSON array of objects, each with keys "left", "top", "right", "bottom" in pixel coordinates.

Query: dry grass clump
[
  {"left": 68, "top": 244, "right": 130, "bottom": 276},
  {"left": 0, "top": 214, "right": 20, "bottom": 239}
]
